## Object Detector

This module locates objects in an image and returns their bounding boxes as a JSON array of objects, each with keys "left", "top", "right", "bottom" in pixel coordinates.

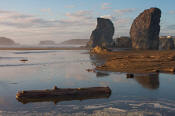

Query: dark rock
[
  {"left": 130, "top": 8, "right": 161, "bottom": 50},
  {"left": 87, "top": 18, "right": 114, "bottom": 48},
  {"left": 172, "top": 37, "right": 175, "bottom": 47},
  {"left": 159, "top": 36, "right": 174, "bottom": 50},
  {"left": 126, "top": 74, "right": 134, "bottom": 78},
  {"left": 114, "top": 36, "right": 132, "bottom": 48},
  {"left": 0, "top": 37, "right": 16, "bottom": 45}
]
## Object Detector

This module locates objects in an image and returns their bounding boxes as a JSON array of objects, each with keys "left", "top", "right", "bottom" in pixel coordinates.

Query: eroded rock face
[
  {"left": 87, "top": 18, "right": 114, "bottom": 48},
  {"left": 0, "top": 37, "right": 16, "bottom": 45},
  {"left": 130, "top": 8, "right": 161, "bottom": 50},
  {"left": 114, "top": 36, "right": 132, "bottom": 48},
  {"left": 90, "top": 46, "right": 109, "bottom": 54},
  {"left": 172, "top": 37, "right": 175, "bottom": 47},
  {"left": 159, "top": 37, "right": 174, "bottom": 50}
]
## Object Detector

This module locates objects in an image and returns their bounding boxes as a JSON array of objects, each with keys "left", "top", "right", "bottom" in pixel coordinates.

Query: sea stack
[
  {"left": 130, "top": 8, "right": 161, "bottom": 50},
  {"left": 87, "top": 18, "right": 114, "bottom": 48},
  {"left": 114, "top": 36, "right": 132, "bottom": 48},
  {"left": 159, "top": 36, "right": 174, "bottom": 50}
]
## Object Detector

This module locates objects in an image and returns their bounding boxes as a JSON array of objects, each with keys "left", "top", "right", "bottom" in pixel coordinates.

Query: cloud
[
  {"left": 0, "top": 9, "right": 96, "bottom": 44},
  {"left": 0, "top": 8, "right": 172, "bottom": 44},
  {"left": 40, "top": 8, "right": 51, "bottom": 13},
  {"left": 166, "top": 24, "right": 175, "bottom": 30},
  {"left": 0, "top": 10, "right": 58, "bottom": 28},
  {"left": 101, "top": 3, "right": 111, "bottom": 10},
  {"left": 64, "top": 5, "right": 75, "bottom": 9},
  {"left": 100, "top": 15, "right": 116, "bottom": 20},
  {"left": 114, "top": 8, "right": 136, "bottom": 15},
  {"left": 168, "top": 10, "right": 175, "bottom": 15}
]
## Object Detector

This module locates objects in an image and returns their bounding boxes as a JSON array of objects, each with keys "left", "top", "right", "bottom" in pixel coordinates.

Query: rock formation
[
  {"left": 172, "top": 37, "right": 175, "bottom": 47},
  {"left": 114, "top": 36, "right": 132, "bottom": 48},
  {"left": 159, "top": 36, "right": 174, "bottom": 50},
  {"left": 0, "top": 37, "right": 16, "bottom": 45},
  {"left": 90, "top": 46, "right": 109, "bottom": 54},
  {"left": 61, "top": 39, "right": 89, "bottom": 45},
  {"left": 130, "top": 8, "right": 161, "bottom": 49},
  {"left": 39, "top": 40, "right": 56, "bottom": 45},
  {"left": 87, "top": 18, "right": 114, "bottom": 48}
]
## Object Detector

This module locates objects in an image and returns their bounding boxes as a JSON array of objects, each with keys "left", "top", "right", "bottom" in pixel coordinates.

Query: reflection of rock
[
  {"left": 130, "top": 8, "right": 161, "bottom": 49},
  {"left": 87, "top": 18, "right": 114, "bottom": 48},
  {"left": 114, "top": 36, "right": 132, "bottom": 48},
  {"left": 86, "top": 69, "right": 96, "bottom": 72},
  {"left": 133, "top": 73, "right": 159, "bottom": 89},
  {"left": 96, "top": 72, "right": 109, "bottom": 77},
  {"left": 89, "top": 54, "right": 108, "bottom": 66},
  {"left": 90, "top": 46, "right": 110, "bottom": 54},
  {"left": 159, "top": 36, "right": 174, "bottom": 50}
]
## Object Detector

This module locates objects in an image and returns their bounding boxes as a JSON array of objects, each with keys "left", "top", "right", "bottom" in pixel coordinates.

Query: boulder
[
  {"left": 159, "top": 37, "right": 174, "bottom": 50},
  {"left": 130, "top": 8, "right": 161, "bottom": 50},
  {"left": 87, "top": 18, "right": 114, "bottom": 48},
  {"left": 114, "top": 36, "right": 132, "bottom": 48}
]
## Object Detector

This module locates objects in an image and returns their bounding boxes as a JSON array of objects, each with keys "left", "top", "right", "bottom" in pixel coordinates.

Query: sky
[{"left": 0, "top": 0, "right": 174, "bottom": 44}]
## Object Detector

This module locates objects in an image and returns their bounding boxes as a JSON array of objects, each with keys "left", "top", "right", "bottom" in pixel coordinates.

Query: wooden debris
[
  {"left": 16, "top": 86, "right": 111, "bottom": 104},
  {"left": 20, "top": 59, "right": 28, "bottom": 62}
]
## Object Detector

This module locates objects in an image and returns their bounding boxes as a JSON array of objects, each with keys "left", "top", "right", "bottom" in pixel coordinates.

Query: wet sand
[{"left": 95, "top": 50, "right": 175, "bottom": 74}]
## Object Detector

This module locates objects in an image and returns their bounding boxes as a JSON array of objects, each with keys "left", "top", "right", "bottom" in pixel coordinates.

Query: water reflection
[
  {"left": 90, "top": 54, "right": 160, "bottom": 90},
  {"left": 0, "top": 50, "right": 175, "bottom": 115},
  {"left": 126, "top": 73, "right": 160, "bottom": 89},
  {"left": 133, "top": 73, "right": 159, "bottom": 90},
  {"left": 17, "top": 91, "right": 111, "bottom": 104},
  {"left": 96, "top": 72, "right": 110, "bottom": 77}
]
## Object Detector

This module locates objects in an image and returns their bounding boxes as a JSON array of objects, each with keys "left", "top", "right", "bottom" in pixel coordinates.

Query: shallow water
[{"left": 0, "top": 50, "right": 174, "bottom": 116}]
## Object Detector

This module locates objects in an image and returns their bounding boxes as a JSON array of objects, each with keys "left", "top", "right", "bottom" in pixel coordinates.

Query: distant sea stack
[
  {"left": 61, "top": 39, "right": 89, "bottom": 45},
  {"left": 0, "top": 37, "right": 16, "bottom": 45},
  {"left": 130, "top": 8, "right": 161, "bottom": 50},
  {"left": 39, "top": 40, "right": 56, "bottom": 45},
  {"left": 87, "top": 18, "right": 114, "bottom": 48},
  {"left": 159, "top": 36, "right": 174, "bottom": 50}
]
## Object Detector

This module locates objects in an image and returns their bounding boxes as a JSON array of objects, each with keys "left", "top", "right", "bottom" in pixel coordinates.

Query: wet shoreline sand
[
  {"left": 94, "top": 49, "right": 175, "bottom": 74},
  {"left": 0, "top": 47, "right": 88, "bottom": 50}
]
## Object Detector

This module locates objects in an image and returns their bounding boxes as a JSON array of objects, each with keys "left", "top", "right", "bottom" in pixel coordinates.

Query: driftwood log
[{"left": 16, "top": 86, "right": 111, "bottom": 104}]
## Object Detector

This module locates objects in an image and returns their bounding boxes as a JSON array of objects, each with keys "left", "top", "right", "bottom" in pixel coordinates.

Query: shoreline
[
  {"left": 0, "top": 47, "right": 88, "bottom": 50},
  {"left": 94, "top": 50, "right": 175, "bottom": 74}
]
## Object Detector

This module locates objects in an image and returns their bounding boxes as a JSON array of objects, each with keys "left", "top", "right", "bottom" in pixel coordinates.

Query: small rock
[{"left": 127, "top": 74, "right": 134, "bottom": 78}]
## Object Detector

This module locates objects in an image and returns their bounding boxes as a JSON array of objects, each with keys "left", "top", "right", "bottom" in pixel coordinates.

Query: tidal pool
[{"left": 0, "top": 50, "right": 174, "bottom": 116}]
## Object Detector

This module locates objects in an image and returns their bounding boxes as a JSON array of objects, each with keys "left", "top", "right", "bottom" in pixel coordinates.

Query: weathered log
[{"left": 16, "top": 87, "right": 111, "bottom": 104}]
